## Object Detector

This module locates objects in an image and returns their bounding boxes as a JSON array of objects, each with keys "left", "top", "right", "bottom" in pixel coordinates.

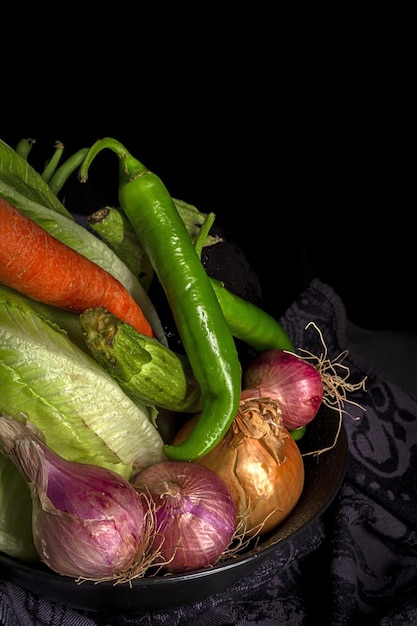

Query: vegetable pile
[{"left": 0, "top": 136, "right": 365, "bottom": 582}]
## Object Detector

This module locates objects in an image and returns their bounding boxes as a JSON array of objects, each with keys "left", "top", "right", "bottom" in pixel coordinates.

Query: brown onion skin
[{"left": 173, "top": 399, "right": 305, "bottom": 537}]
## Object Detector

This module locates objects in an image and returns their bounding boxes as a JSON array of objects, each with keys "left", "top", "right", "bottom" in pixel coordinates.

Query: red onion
[
  {"left": 0, "top": 413, "right": 145, "bottom": 579},
  {"left": 242, "top": 349, "right": 323, "bottom": 430},
  {"left": 132, "top": 460, "right": 236, "bottom": 574}
]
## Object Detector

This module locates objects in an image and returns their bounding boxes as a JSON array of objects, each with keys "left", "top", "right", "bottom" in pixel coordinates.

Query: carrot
[{"left": 0, "top": 197, "right": 156, "bottom": 338}]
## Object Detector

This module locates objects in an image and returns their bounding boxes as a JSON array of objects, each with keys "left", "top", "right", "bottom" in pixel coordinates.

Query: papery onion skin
[
  {"left": 0, "top": 413, "right": 145, "bottom": 579},
  {"left": 242, "top": 349, "right": 323, "bottom": 430},
  {"left": 132, "top": 460, "right": 236, "bottom": 573},
  {"left": 173, "top": 398, "right": 305, "bottom": 537}
]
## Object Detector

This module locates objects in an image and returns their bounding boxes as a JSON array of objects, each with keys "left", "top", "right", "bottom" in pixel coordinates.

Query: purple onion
[
  {"left": 242, "top": 349, "right": 324, "bottom": 430},
  {"left": 132, "top": 461, "right": 236, "bottom": 573},
  {"left": 0, "top": 413, "right": 145, "bottom": 579}
]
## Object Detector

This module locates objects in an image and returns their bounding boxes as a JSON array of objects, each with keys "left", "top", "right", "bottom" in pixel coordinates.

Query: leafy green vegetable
[
  {"left": 0, "top": 283, "right": 167, "bottom": 562},
  {"left": 0, "top": 454, "right": 38, "bottom": 561},
  {"left": 0, "top": 140, "right": 170, "bottom": 561},
  {"left": 0, "top": 139, "right": 72, "bottom": 218},
  {"left": 0, "top": 283, "right": 166, "bottom": 478},
  {"left": 0, "top": 139, "right": 167, "bottom": 345}
]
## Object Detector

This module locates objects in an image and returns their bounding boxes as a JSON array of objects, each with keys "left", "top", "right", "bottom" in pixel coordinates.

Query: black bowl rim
[{"left": 0, "top": 405, "right": 348, "bottom": 613}]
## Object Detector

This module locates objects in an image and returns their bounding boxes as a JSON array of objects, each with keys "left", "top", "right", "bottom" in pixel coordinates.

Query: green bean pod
[
  {"left": 41, "top": 141, "right": 65, "bottom": 183},
  {"left": 79, "top": 138, "right": 242, "bottom": 461},
  {"left": 15, "top": 137, "right": 36, "bottom": 161},
  {"left": 48, "top": 147, "right": 90, "bottom": 195}
]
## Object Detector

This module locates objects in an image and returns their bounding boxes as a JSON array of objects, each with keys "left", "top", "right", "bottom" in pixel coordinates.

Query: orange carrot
[{"left": 0, "top": 197, "right": 156, "bottom": 338}]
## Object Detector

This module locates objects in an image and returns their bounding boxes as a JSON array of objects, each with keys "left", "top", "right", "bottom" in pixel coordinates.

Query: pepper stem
[
  {"left": 194, "top": 212, "right": 216, "bottom": 258},
  {"left": 79, "top": 137, "right": 137, "bottom": 183}
]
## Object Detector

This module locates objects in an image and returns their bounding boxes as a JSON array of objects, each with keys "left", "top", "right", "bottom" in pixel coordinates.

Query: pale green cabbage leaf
[
  {"left": 0, "top": 455, "right": 38, "bottom": 561},
  {"left": 0, "top": 284, "right": 167, "bottom": 560},
  {"left": 0, "top": 284, "right": 165, "bottom": 477}
]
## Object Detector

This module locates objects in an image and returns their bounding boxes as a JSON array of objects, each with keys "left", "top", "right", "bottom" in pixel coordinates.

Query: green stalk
[
  {"left": 170, "top": 198, "right": 222, "bottom": 247},
  {"left": 48, "top": 147, "right": 89, "bottom": 195},
  {"left": 41, "top": 141, "right": 65, "bottom": 183},
  {"left": 87, "top": 198, "right": 222, "bottom": 290},
  {"left": 88, "top": 206, "right": 155, "bottom": 291},
  {"left": 15, "top": 137, "right": 36, "bottom": 161},
  {"left": 194, "top": 211, "right": 216, "bottom": 258}
]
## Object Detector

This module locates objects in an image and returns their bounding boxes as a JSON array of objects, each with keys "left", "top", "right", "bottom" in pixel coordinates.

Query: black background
[{"left": 1, "top": 33, "right": 413, "bottom": 336}]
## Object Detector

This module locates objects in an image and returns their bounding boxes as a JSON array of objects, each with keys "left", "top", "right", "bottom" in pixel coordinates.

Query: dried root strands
[{"left": 173, "top": 398, "right": 305, "bottom": 538}]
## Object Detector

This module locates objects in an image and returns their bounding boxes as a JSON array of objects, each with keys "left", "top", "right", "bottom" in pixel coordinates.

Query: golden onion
[{"left": 173, "top": 397, "right": 305, "bottom": 537}]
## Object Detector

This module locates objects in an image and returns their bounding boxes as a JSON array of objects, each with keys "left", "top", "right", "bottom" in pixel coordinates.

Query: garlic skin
[{"left": 0, "top": 413, "right": 145, "bottom": 579}]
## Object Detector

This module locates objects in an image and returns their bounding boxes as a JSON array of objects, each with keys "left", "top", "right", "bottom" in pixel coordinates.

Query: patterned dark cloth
[{"left": 1, "top": 279, "right": 416, "bottom": 626}]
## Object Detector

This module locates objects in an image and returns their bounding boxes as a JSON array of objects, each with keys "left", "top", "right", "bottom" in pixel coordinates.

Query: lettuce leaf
[
  {"left": 0, "top": 284, "right": 165, "bottom": 477},
  {"left": 0, "top": 139, "right": 72, "bottom": 218},
  {"left": 0, "top": 142, "right": 169, "bottom": 561},
  {"left": 0, "top": 454, "right": 38, "bottom": 561},
  {"left": 0, "top": 283, "right": 166, "bottom": 558}
]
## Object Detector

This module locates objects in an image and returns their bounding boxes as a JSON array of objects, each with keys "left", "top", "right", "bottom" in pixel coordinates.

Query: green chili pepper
[
  {"left": 210, "top": 278, "right": 296, "bottom": 353},
  {"left": 79, "top": 138, "right": 242, "bottom": 461},
  {"left": 86, "top": 196, "right": 295, "bottom": 354},
  {"left": 290, "top": 426, "right": 306, "bottom": 441}
]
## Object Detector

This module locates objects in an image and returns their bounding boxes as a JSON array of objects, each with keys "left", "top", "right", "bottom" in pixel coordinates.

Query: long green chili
[
  {"left": 79, "top": 138, "right": 242, "bottom": 461},
  {"left": 210, "top": 278, "right": 295, "bottom": 353},
  {"left": 87, "top": 200, "right": 221, "bottom": 290},
  {"left": 86, "top": 197, "right": 295, "bottom": 353}
]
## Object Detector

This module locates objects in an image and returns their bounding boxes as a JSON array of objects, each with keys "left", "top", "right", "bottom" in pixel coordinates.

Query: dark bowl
[{"left": 0, "top": 404, "right": 348, "bottom": 613}]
